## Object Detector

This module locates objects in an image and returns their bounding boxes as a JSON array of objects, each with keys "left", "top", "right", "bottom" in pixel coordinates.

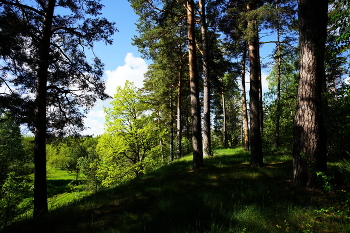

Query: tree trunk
[
  {"left": 33, "top": 0, "right": 56, "bottom": 216},
  {"left": 176, "top": 67, "right": 182, "bottom": 159},
  {"left": 247, "top": 1, "right": 263, "bottom": 167},
  {"left": 275, "top": 18, "right": 281, "bottom": 148},
  {"left": 241, "top": 42, "right": 249, "bottom": 151},
  {"left": 199, "top": 0, "right": 211, "bottom": 157},
  {"left": 293, "top": 0, "right": 328, "bottom": 186},
  {"left": 187, "top": 0, "right": 203, "bottom": 169},
  {"left": 169, "top": 87, "right": 174, "bottom": 162},
  {"left": 158, "top": 112, "right": 164, "bottom": 162},
  {"left": 258, "top": 40, "right": 263, "bottom": 137},
  {"left": 222, "top": 90, "right": 228, "bottom": 148}
]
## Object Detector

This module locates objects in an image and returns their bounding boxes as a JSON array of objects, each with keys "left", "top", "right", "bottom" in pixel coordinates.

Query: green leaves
[
  {"left": 0, "top": 114, "right": 26, "bottom": 184},
  {"left": 96, "top": 81, "right": 166, "bottom": 187},
  {"left": 328, "top": 0, "right": 350, "bottom": 53},
  {"left": 0, "top": 172, "right": 32, "bottom": 229},
  {"left": 0, "top": 0, "right": 117, "bottom": 135}
]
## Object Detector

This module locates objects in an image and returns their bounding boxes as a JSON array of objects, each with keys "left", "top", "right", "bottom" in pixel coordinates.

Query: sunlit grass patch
[
  {"left": 45, "top": 167, "right": 90, "bottom": 210},
  {"left": 46, "top": 167, "right": 77, "bottom": 180},
  {"left": 264, "top": 154, "right": 292, "bottom": 164}
]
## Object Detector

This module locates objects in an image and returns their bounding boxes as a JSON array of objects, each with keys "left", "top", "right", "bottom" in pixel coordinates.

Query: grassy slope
[
  {"left": 46, "top": 167, "right": 88, "bottom": 209},
  {"left": 4, "top": 147, "right": 350, "bottom": 233}
]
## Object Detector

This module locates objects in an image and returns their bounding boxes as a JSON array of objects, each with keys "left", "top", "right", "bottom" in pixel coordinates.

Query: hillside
[{"left": 3, "top": 147, "right": 350, "bottom": 233}]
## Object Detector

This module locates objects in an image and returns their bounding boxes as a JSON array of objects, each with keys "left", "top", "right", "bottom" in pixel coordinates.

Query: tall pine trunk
[
  {"left": 222, "top": 89, "right": 228, "bottom": 148},
  {"left": 187, "top": 0, "right": 203, "bottom": 169},
  {"left": 258, "top": 40, "right": 263, "bottom": 137},
  {"left": 293, "top": 0, "right": 328, "bottom": 186},
  {"left": 247, "top": 1, "right": 263, "bottom": 167},
  {"left": 199, "top": 0, "right": 211, "bottom": 157},
  {"left": 275, "top": 19, "right": 282, "bottom": 148},
  {"left": 170, "top": 87, "right": 174, "bottom": 162},
  {"left": 176, "top": 67, "right": 182, "bottom": 159},
  {"left": 34, "top": 0, "right": 56, "bottom": 216},
  {"left": 241, "top": 43, "right": 249, "bottom": 151}
]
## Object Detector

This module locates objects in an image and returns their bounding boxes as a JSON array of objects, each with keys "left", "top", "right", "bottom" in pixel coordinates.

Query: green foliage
[
  {"left": 316, "top": 171, "right": 334, "bottom": 192},
  {"left": 325, "top": 86, "right": 350, "bottom": 158},
  {"left": 0, "top": 114, "right": 26, "bottom": 184},
  {"left": 47, "top": 143, "right": 78, "bottom": 175},
  {"left": 20, "top": 136, "right": 34, "bottom": 174},
  {"left": 338, "top": 154, "right": 350, "bottom": 185},
  {"left": 212, "top": 73, "right": 241, "bottom": 147},
  {"left": 181, "top": 137, "right": 192, "bottom": 156},
  {"left": 76, "top": 137, "right": 101, "bottom": 192},
  {"left": 45, "top": 136, "right": 102, "bottom": 196},
  {"left": 0, "top": 172, "right": 32, "bottom": 230},
  {"left": 0, "top": 0, "right": 117, "bottom": 135},
  {"left": 263, "top": 44, "right": 299, "bottom": 150},
  {"left": 46, "top": 144, "right": 61, "bottom": 168},
  {"left": 96, "top": 81, "right": 166, "bottom": 187},
  {"left": 329, "top": 0, "right": 350, "bottom": 50}
]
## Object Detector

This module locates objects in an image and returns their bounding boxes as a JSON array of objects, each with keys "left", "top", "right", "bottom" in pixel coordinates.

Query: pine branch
[{"left": 0, "top": 0, "right": 44, "bottom": 15}]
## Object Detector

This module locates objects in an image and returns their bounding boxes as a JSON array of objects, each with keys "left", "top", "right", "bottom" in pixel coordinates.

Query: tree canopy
[
  {"left": 0, "top": 0, "right": 117, "bottom": 215},
  {"left": 97, "top": 81, "right": 165, "bottom": 187}
]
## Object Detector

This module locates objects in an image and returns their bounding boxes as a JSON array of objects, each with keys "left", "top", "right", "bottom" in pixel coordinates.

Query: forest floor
[{"left": 3, "top": 147, "right": 350, "bottom": 233}]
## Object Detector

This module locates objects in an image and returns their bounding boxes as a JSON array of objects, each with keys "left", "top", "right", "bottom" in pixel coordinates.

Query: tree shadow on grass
[
  {"left": 6, "top": 148, "right": 350, "bottom": 233},
  {"left": 47, "top": 179, "right": 72, "bottom": 198}
]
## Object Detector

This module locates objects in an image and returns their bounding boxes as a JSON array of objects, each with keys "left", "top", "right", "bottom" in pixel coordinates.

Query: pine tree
[
  {"left": 0, "top": 0, "right": 116, "bottom": 215},
  {"left": 130, "top": 0, "right": 204, "bottom": 168},
  {"left": 199, "top": 0, "right": 212, "bottom": 157},
  {"left": 293, "top": 0, "right": 328, "bottom": 186},
  {"left": 246, "top": 0, "right": 263, "bottom": 166}
]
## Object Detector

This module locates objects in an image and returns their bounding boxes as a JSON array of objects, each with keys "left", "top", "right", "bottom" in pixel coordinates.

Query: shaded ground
[{"left": 3, "top": 147, "right": 350, "bottom": 233}]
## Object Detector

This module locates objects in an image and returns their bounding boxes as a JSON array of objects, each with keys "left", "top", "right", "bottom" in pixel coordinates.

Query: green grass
[
  {"left": 3, "top": 147, "right": 350, "bottom": 233},
  {"left": 47, "top": 168, "right": 89, "bottom": 210},
  {"left": 20, "top": 167, "right": 89, "bottom": 218}
]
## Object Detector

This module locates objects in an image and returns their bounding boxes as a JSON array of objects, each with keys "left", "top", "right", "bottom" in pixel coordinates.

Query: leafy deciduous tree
[{"left": 97, "top": 81, "right": 165, "bottom": 187}]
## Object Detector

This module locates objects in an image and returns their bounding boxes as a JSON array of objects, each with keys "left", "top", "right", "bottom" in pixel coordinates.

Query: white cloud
[
  {"left": 82, "top": 116, "right": 105, "bottom": 136},
  {"left": 81, "top": 53, "right": 148, "bottom": 136},
  {"left": 87, "top": 108, "right": 105, "bottom": 119},
  {"left": 105, "top": 53, "right": 148, "bottom": 96}
]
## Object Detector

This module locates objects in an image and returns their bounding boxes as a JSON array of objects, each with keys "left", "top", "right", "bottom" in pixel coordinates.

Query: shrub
[{"left": 0, "top": 172, "right": 32, "bottom": 230}]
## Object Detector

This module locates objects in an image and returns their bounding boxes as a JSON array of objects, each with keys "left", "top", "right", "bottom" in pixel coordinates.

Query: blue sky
[
  {"left": 81, "top": 0, "right": 275, "bottom": 136},
  {"left": 81, "top": 1, "right": 149, "bottom": 136},
  {"left": 91, "top": 1, "right": 145, "bottom": 70}
]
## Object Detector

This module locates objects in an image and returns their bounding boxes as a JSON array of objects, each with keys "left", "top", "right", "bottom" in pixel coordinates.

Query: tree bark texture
[
  {"left": 34, "top": 0, "right": 56, "bottom": 216},
  {"left": 187, "top": 0, "right": 203, "bottom": 169},
  {"left": 247, "top": 1, "right": 263, "bottom": 167},
  {"left": 241, "top": 43, "right": 249, "bottom": 151},
  {"left": 293, "top": 0, "right": 328, "bottom": 186},
  {"left": 199, "top": 0, "right": 211, "bottom": 157}
]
